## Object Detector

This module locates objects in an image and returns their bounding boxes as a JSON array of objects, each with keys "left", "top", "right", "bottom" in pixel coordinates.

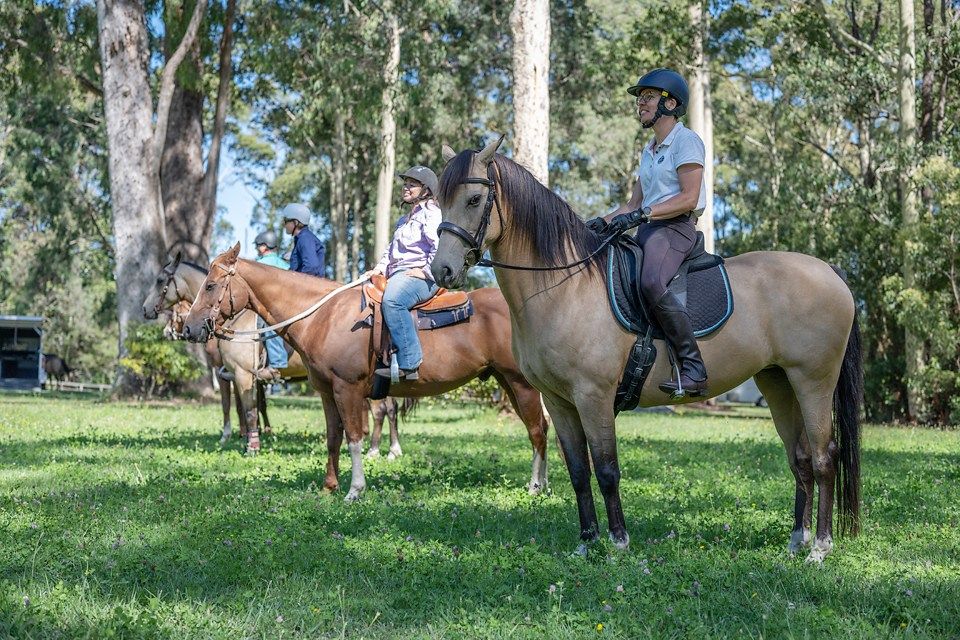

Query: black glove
[
  {"left": 585, "top": 217, "right": 609, "bottom": 234},
  {"left": 608, "top": 207, "right": 651, "bottom": 234}
]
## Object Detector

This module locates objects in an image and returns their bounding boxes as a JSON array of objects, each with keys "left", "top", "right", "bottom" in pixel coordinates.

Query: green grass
[{"left": 1, "top": 393, "right": 959, "bottom": 639}]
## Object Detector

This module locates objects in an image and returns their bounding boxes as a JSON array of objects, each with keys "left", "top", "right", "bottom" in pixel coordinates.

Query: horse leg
[
  {"left": 542, "top": 392, "right": 599, "bottom": 554},
  {"left": 386, "top": 398, "right": 403, "bottom": 460},
  {"left": 218, "top": 377, "right": 233, "bottom": 445},
  {"left": 320, "top": 389, "right": 344, "bottom": 492},
  {"left": 235, "top": 371, "right": 260, "bottom": 455},
  {"left": 786, "top": 368, "right": 839, "bottom": 564},
  {"left": 492, "top": 371, "right": 548, "bottom": 495},
  {"left": 258, "top": 382, "right": 273, "bottom": 436},
  {"left": 754, "top": 368, "right": 812, "bottom": 555},
  {"left": 334, "top": 382, "right": 369, "bottom": 503},
  {"left": 578, "top": 399, "right": 629, "bottom": 550},
  {"left": 367, "top": 400, "right": 384, "bottom": 459},
  {"left": 232, "top": 379, "right": 247, "bottom": 439}
]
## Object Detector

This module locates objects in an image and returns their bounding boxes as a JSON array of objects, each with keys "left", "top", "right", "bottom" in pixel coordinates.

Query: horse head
[
  {"left": 142, "top": 251, "right": 183, "bottom": 319},
  {"left": 182, "top": 243, "right": 249, "bottom": 343},
  {"left": 432, "top": 135, "right": 505, "bottom": 289}
]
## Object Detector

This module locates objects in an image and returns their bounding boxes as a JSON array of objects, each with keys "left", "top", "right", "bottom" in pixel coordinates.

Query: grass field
[{"left": 1, "top": 393, "right": 959, "bottom": 639}]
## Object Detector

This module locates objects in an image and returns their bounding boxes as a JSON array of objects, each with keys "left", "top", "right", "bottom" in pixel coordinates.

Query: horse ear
[
  {"left": 227, "top": 242, "right": 241, "bottom": 261},
  {"left": 476, "top": 134, "right": 505, "bottom": 165},
  {"left": 172, "top": 251, "right": 182, "bottom": 269},
  {"left": 441, "top": 144, "right": 457, "bottom": 163}
]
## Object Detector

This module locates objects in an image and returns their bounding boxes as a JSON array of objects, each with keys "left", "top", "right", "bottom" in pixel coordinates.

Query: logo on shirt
[{"left": 658, "top": 155, "right": 665, "bottom": 164}]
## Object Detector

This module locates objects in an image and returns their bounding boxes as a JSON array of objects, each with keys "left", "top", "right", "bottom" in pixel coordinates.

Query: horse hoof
[
  {"left": 344, "top": 489, "right": 363, "bottom": 503},
  {"left": 387, "top": 447, "right": 402, "bottom": 460},
  {"left": 804, "top": 540, "right": 832, "bottom": 564},
  {"left": 610, "top": 532, "right": 630, "bottom": 551},
  {"left": 527, "top": 482, "right": 543, "bottom": 496},
  {"left": 366, "top": 449, "right": 381, "bottom": 459}
]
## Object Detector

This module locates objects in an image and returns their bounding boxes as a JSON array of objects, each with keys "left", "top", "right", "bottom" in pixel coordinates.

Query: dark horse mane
[{"left": 439, "top": 151, "right": 603, "bottom": 272}]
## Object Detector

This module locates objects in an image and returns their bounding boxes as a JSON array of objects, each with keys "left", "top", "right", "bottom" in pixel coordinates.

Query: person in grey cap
[
  {"left": 253, "top": 229, "right": 289, "bottom": 380},
  {"left": 281, "top": 203, "right": 326, "bottom": 277},
  {"left": 364, "top": 165, "right": 441, "bottom": 381}
]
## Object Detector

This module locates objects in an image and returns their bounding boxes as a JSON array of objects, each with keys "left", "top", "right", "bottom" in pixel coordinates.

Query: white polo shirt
[{"left": 638, "top": 122, "right": 707, "bottom": 217}]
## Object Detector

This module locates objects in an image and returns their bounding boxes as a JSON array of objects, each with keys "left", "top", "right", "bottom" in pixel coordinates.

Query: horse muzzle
[{"left": 181, "top": 319, "right": 211, "bottom": 343}]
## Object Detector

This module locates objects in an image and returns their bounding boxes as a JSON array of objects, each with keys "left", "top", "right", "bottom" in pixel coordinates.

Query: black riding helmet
[{"left": 627, "top": 68, "right": 689, "bottom": 128}]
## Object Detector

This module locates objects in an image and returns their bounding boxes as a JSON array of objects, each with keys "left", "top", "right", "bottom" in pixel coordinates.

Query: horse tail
[
  {"left": 831, "top": 265, "right": 863, "bottom": 537},
  {"left": 398, "top": 397, "right": 419, "bottom": 421}
]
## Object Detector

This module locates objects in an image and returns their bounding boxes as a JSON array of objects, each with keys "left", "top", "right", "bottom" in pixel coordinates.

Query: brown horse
[
  {"left": 180, "top": 245, "right": 550, "bottom": 501},
  {"left": 430, "top": 138, "right": 862, "bottom": 563},
  {"left": 142, "top": 253, "right": 309, "bottom": 450},
  {"left": 42, "top": 354, "right": 72, "bottom": 389}
]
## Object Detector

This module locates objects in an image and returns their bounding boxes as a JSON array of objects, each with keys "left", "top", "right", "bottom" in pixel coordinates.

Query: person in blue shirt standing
[
  {"left": 253, "top": 229, "right": 289, "bottom": 380},
  {"left": 281, "top": 203, "right": 326, "bottom": 277}
]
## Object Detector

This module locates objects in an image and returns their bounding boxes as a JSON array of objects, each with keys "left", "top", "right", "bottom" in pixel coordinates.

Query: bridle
[
  {"left": 437, "top": 158, "right": 620, "bottom": 272},
  {"left": 153, "top": 267, "right": 186, "bottom": 317},
  {"left": 437, "top": 162, "right": 502, "bottom": 267},
  {"left": 202, "top": 262, "right": 242, "bottom": 340}
]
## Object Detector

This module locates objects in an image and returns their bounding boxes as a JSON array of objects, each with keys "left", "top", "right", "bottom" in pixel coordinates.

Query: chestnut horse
[
  {"left": 430, "top": 138, "right": 862, "bottom": 563},
  {"left": 180, "top": 245, "right": 550, "bottom": 500},
  {"left": 143, "top": 254, "right": 308, "bottom": 449}
]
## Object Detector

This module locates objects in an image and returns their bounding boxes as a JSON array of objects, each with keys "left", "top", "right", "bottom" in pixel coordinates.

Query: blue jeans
[
  {"left": 257, "top": 316, "right": 288, "bottom": 368},
  {"left": 382, "top": 270, "right": 439, "bottom": 370}
]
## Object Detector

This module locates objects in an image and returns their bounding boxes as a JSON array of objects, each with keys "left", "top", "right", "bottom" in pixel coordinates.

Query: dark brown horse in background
[
  {"left": 431, "top": 138, "right": 862, "bottom": 563},
  {"left": 181, "top": 244, "right": 551, "bottom": 501},
  {"left": 42, "top": 354, "right": 72, "bottom": 389}
]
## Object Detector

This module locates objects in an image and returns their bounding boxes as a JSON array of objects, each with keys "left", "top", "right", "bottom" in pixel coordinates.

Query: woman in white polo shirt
[{"left": 587, "top": 68, "right": 708, "bottom": 398}]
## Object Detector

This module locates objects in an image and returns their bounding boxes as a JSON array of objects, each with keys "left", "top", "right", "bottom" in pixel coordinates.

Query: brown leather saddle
[{"left": 359, "top": 274, "right": 474, "bottom": 396}]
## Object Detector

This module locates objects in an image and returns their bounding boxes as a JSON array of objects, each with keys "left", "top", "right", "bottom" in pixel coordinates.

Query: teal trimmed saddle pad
[{"left": 606, "top": 231, "right": 734, "bottom": 413}]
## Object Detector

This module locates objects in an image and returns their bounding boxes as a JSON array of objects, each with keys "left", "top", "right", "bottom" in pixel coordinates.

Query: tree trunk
[
  {"left": 687, "top": 0, "right": 715, "bottom": 254},
  {"left": 374, "top": 7, "right": 401, "bottom": 260},
  {"left": 509, "top": 0, "right": 550, "bottom": 186},
  {"left": 899, "top": 0, "right": 923, "bottom": 420},
  {"left": 97, "top": 0, "right": 167, "bottom": 366},
  {"left": 163, "top": 0, "right": 236, "bottom": 265},
  {"left": 351, "top": 186, "right": 364, "bottom": 281},
  {"left": 330, "top": 112, "right": 350, "bottom": 281}
]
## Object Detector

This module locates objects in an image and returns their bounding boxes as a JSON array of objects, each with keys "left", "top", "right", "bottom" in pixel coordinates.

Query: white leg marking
[
  {"left": 528, "top": 450, "right": 546, "bottom": 495},
  {"left": 219, "top": 421, "right": 232, "bottom": 445},
  {"left": 344, "top": 441, "right": 366, "bottom": 503},
  {"left": 804, "top": 536, "right": 833, "bottom": 564}
]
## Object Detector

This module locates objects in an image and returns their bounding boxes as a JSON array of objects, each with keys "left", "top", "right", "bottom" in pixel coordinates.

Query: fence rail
[{"left": 47, "top": 380, "right": 111, "bottom": 393}]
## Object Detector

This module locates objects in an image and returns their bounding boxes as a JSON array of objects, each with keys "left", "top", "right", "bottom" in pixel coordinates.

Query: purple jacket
[{"left": 375, "top": 200, "right": 442, "bottom": 280}]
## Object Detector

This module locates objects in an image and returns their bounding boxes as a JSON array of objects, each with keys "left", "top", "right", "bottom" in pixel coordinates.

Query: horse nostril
[{"left": 182, "top": 325, "right": 191, "bottom": 339}]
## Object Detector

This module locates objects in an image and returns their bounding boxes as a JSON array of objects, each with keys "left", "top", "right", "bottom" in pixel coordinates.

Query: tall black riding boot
[{"left": 652, "top": 292, "right": 708, "bottom": 398}]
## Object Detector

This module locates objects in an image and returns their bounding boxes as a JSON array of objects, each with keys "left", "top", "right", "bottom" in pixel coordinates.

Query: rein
[
  {"left": 204, "top": 262, "right": 369, "bottom": 342},
  {"left": 438, "top": 159, "right": 621, "bottom": 272}
]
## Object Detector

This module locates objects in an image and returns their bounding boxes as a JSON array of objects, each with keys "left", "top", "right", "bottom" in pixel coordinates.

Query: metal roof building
[{"left": 0, "top": 315, "right": 44, "bottom": 390}]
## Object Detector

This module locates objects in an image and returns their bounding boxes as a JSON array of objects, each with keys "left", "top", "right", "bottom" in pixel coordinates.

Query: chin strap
[{"left": 642, "top": 92, "right": 683, "bottom": 129}]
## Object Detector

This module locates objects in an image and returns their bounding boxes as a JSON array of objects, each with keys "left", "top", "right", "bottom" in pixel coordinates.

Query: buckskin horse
[
  {"left": 180, "top": 244, "right": 550, "bottom": 501},
  {"left": 143, "top": 253, "right": 309, "bottom": 450},
  {"left": 430, "top": 137, "right": 862, "bottom": 563}
]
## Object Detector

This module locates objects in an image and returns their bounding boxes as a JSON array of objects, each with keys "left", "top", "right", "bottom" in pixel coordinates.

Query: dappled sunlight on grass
[{"left": 1, "top": 394, "right": 959, "bottom": 638}]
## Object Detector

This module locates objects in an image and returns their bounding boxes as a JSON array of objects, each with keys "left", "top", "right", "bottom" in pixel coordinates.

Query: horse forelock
[{"left": 438, "top": 150, "right": 476, "bottom": 208}]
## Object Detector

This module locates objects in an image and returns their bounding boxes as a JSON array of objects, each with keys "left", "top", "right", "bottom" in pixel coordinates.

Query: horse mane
[{"left": 439, "top": 151, "right": 602, "bottom": 271}]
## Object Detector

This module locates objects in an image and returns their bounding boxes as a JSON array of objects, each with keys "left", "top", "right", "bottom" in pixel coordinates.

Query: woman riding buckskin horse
[
  {"left": 587, "top": 68, "right": 708, "bottom": 398},
  {"left": 364, "top": 165, "right": 443, "bottom": 381}
]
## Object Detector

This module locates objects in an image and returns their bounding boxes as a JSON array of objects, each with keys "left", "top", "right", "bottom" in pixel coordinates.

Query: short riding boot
[{"left": 652, "top": 292, "right": 708, "bottom": 398}]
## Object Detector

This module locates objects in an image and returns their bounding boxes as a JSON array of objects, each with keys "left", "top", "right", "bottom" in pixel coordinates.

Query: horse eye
[
  {"left": 468, "top": 194, "right": 482, "bottom": 207},
  {"left": 205, "top": 283, "right": 215, "bottom": 292}
]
